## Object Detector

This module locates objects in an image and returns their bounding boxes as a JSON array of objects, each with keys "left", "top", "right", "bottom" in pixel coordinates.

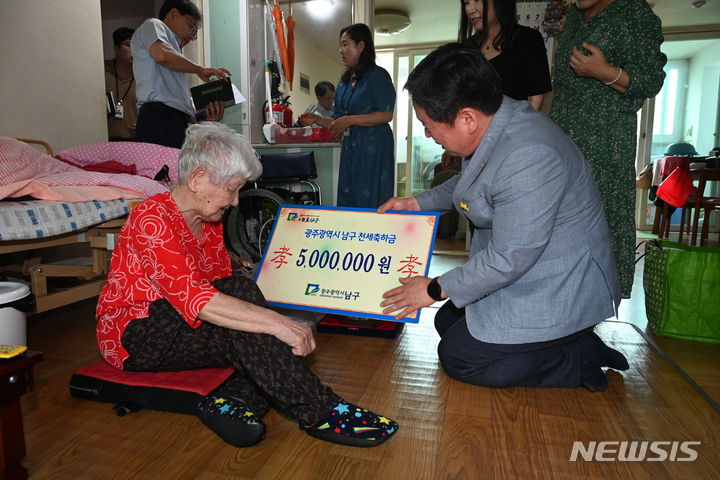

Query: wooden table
[{"left": 0, "top": 351, "right": 43, "bottom": 480}]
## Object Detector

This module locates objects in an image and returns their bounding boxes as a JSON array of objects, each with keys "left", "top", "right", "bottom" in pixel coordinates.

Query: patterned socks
[
  {"left": 196, "top": 395, "right": 266, "bottom": 447},
  {"left": 302, "top": 401, "right": 398, "bottom": 447},
  {"left": 196, "top": 397, "right": 398, "bottom": 447}
]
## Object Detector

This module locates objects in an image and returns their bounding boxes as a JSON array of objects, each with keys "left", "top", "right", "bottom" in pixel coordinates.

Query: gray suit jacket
[{"left": 416, "top": 98, "right": 620, "bottom": 344}]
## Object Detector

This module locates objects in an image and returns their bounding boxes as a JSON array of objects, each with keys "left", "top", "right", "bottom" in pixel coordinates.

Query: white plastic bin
[{"left": 0, "top": 282, "right": 33, "bottom": 346}]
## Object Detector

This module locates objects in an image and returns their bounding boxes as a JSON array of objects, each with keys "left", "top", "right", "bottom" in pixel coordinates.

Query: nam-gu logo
[
  {"left": 285, "top": 211, "right": 320, "bottom": 223},
  {"left": 305, "top": 283, "right": 320, "bottom": 295},
  {"left": 569, "top": 441, "right": 700, "bottom": 462}
]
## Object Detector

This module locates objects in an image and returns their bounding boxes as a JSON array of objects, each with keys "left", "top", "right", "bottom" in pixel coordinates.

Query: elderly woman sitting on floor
[{"left": 96, "top": 122, "right": 397, "bottom": 448}]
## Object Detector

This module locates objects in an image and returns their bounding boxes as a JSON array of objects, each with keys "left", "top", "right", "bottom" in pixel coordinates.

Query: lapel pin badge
[{"left": 460, "top": 201, "right": 469, "bottom": 211}]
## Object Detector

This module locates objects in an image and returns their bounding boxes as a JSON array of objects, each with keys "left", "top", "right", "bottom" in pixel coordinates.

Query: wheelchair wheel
[{"left": 224, "top": 188, "right": 285, "bottom": 261}]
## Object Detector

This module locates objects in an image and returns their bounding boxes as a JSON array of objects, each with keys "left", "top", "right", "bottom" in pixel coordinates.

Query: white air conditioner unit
[{"left": 374, "top": 9, "right": 411, "bottom": 36}]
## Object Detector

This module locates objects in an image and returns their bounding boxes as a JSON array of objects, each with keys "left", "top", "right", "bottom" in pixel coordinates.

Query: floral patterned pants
[{"left": 122, "top": 275, "right": 340, "bottom": 424}]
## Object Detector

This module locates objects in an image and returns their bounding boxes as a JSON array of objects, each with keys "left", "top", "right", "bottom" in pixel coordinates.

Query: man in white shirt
[
  {"left": 132, "top": 0, "right": 230, "bottom": 148},
  {"left": 297, "top": 81, "right": 335, "bottom": 127}
]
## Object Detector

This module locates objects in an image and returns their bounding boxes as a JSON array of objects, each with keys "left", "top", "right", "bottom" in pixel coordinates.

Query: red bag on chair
[{"left": 656, "top": 167, "right": 696, "bottom": 207}]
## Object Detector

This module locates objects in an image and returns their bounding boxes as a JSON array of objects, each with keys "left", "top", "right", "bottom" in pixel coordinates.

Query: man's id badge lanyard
[{"left": 114, "top": 59, "right": 134, "bottom": 119}]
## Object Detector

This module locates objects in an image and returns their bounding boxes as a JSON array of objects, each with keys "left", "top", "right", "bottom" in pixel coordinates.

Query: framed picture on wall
[{"left": 299, "top": 73, "right": 310, "bottom": 94}]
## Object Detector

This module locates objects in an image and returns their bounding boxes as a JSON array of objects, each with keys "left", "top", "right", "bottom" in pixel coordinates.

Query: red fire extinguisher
[
  {"left": 263, "top": 97, "right": 293, "bottom": 128},
  {"left": 264, "top": 100, "right": 284, "bottom": 126},
  {"left": 280, "top": 96, "right": 293, "bottom": 128}
]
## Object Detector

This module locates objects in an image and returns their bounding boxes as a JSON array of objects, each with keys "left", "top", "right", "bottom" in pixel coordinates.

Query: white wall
[
  {"left": 0, "top": 0, "right": 107, "bottom": 151},
  {"left": 683, "top": 39, "right": 720, "bottom": 156},
  {"left": 289, "top": 32, "right": 344, "bottom": 117}
]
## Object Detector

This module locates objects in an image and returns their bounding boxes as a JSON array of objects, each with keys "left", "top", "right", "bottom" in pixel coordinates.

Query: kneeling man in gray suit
[{"left": 379, "top": 43, "right": 628, "bottom": 392}]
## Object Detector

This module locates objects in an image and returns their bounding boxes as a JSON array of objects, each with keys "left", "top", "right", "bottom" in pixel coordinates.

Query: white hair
[{"left": 177, "top": 122, "right": 262, "bottom": 185}]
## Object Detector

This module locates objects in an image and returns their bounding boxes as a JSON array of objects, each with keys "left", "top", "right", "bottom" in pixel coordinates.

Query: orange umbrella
[
  {"left": 285, "top": 0, "right": 296, "bottom": 90},
  {"left": 271, "top": 0, "right": 290, "bottom": 90}
]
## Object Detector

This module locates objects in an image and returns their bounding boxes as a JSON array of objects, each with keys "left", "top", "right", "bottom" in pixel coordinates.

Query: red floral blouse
[{"left": 96, "top": 192, "right": 231, "bottom": 368}]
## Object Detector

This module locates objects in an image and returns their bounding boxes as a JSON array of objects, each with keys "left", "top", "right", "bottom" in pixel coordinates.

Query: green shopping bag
[{"left": 643, "top": 240, "right": 720, "bottom": 343}]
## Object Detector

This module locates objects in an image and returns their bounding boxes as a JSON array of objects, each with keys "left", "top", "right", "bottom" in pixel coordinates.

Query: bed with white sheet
[
  {"left": 0, "top": 198, "right": 132, "bottom": 242},
  {"left": 0, "top": 136, "right": 178, "bottom": 313}
]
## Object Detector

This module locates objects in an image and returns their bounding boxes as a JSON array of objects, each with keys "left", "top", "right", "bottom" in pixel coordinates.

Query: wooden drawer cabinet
[{"left": 0, "top": 351, "right": 43, "bottom": 480}]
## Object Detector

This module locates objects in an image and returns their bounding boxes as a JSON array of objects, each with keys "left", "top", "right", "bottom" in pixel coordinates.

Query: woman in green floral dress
[{"left": 549, "top": 0, "right": 666, "bottom": 298}]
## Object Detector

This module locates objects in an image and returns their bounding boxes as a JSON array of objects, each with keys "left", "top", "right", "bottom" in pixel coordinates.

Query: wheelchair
[{"left": 224, "top": 152, "right": 321, "bottom": 261}]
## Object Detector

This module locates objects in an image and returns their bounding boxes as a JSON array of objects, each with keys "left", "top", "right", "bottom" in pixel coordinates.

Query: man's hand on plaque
[
  {"left": 380, "top": 275, "right": 434, "bottom": 320},
  {"left": 377, "top": 196, "right": 421, "bottom": 214}
]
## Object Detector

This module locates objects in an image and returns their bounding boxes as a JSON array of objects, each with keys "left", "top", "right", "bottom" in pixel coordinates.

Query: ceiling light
[
  {"left": 374, "top": 9, "right": 411, "bottom": 36},
  {"left": 306, "top": 0, "right": 334, "bottom": 20},
  {"left": 692, "top": 0, "right": 706, "bottom": 7}
]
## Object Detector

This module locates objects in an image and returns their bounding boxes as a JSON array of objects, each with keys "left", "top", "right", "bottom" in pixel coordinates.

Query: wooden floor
[{"left": 17, "top": 245, "right": 720, "bottom": 479}]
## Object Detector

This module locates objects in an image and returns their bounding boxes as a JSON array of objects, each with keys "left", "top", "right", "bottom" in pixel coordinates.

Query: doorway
[
  {"left": 377, "top": 46, "right": 446, "bottom": 198},
  {"left": 635, "top": 35, "right": 720, "bottom": 232}
]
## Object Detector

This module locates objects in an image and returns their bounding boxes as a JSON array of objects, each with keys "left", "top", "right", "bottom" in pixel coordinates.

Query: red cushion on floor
[{"left": 75, "top": 361, "right": 234, "bottom": 396}]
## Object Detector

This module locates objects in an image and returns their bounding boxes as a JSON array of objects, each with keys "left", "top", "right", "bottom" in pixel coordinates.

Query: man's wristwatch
[{"left": 427, "top": 277, "right": 444, "bottom": 301}]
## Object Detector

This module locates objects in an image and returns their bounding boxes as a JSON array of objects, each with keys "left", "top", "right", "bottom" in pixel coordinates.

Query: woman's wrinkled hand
[
  {"left": 570, "top": 42, "right": 609, "bottom": 79},
  {"left": 272, "top": 316, "right": 316, "bottom": 356}
]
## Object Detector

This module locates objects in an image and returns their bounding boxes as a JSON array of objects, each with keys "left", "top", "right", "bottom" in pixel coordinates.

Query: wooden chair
[
  {"left": 688, "top": 165, "right": 720, "bottom": 246},
  {"left": 653, "top": 156, "right": 692, "bottom": 238},
  {"left": 654, "top": 157, "right": 720, "bottom": 245}
]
